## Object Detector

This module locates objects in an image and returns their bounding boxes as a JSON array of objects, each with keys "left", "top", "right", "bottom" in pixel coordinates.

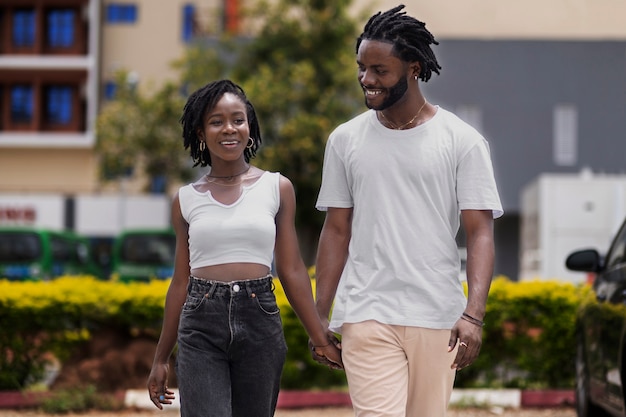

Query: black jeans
[{"left": 176, "top": 275, "right": 287, "bottom": 417}]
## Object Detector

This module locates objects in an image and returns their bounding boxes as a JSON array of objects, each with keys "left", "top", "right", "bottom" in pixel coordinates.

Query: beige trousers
[{"left": 341, "top": 321, "right": 457, "bottom": 417}]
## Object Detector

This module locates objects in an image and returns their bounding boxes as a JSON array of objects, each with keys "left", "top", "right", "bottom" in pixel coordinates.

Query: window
[
  {"left": 47, "top": 9, "right": 76, "bottom": 48},
  {"left": 106, "top": 4, "right": 138, "bottom": 24},
  {"left": 12, "top": 9, "right": 36, "bottom": 47},
  {"left": 104, "top": 81, "right": 117, "bottom": 100},
  {"left": 182, "top": 4, "right": 196, "bottom": 42},
  {"left": 10, "top": 85, "right": 33, "bottom": 123},
  {"left": 553, "top": 104, "right": 578, "bottom": 166},
  {"left": 45, "top": 86, "right": 73, "bottom": 124}
]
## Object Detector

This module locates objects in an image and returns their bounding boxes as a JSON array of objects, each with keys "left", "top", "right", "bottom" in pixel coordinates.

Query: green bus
[
  {"left": 0, "top": 227, "right": 101, "bottom": 281},
  {"left": 110, "top": 228, "right": 176, "bottom": 282}
]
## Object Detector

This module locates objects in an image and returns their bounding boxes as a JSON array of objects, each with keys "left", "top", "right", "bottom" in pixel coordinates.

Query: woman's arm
[
  {"left": 274, "top": 175, "right": 342, "bottom": 368},
  {"left": 147, "top": 193, "right": 191, "bottom": 408}
]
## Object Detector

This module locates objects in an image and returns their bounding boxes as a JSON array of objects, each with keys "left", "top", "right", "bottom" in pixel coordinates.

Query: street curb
[
  {"left": 0, "top": 388, "right": 575, "bottom": 410},
  {"left": 123, "top": 388, "right": 575, "bottom": 410}
]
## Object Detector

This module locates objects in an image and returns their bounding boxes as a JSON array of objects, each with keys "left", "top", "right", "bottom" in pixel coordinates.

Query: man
[{"left": 313, "top": 4, "right": 503, "bottom": 417}]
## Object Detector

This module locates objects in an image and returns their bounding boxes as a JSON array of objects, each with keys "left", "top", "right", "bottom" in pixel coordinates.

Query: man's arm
[
  {"left": 315, "top": 207, "right": 352, "bottom": 325},
  {"left": 449, "top": 209, "right": 495, "bottom": 370}
]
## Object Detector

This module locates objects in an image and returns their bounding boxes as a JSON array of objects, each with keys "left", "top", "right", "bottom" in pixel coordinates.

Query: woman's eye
[
  {"left": 234, "top": 118, "right": 245, "bottom": 125},
  {"left": 209, "top": 120, "right": 222, "bottom": 126}
]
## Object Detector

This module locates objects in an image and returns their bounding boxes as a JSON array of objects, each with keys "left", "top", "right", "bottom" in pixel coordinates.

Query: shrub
[{"left": 0, "top": 274, "right": 587, "bottom": 391}]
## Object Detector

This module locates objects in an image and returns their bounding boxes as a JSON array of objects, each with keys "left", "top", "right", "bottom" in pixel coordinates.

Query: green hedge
[{"left": 0, "top": 275, "right": 590, "bottom": 391}]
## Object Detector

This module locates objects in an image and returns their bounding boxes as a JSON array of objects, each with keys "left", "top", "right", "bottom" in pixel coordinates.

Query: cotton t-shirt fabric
[
  {"left": 179, "top": 171, "right": 280, "bottom": 270},
  {"left": 316, "top": 107, "right": 503, "bottom": 332}
]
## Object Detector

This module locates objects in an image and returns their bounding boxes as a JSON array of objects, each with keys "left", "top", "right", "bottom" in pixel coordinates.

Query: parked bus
[
  {"left": 0, "top": 227, "right": 101, "bottom": 281},
  {"left": 110, "top": 228, "right": 175, "bottom": 282}
]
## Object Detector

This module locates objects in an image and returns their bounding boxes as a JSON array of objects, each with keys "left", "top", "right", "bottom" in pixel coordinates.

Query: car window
[{"left": 605, "top": 222, "right": 626, "bottom": 270}]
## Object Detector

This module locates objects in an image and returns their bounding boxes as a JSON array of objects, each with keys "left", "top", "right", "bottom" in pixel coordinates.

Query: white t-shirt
[{"left": 316, "top": 107, "right": 503, "bottom": 332}]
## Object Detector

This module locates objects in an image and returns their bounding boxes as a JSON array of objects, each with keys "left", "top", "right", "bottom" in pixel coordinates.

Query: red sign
[{"left": 0, "top": 207, "right": 37, "bottom": 223}]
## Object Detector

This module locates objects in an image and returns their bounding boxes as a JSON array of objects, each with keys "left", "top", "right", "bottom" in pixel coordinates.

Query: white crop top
[{"left": 178, "top": 171, "right": 280, "bottom": 270}]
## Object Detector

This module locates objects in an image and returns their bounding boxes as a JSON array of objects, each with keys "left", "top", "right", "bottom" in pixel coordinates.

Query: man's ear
[{"left": 412, "top": 62, "right": 422, "bottom": 79}]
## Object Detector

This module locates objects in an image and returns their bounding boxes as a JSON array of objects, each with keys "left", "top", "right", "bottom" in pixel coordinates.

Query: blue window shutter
[
  {"left": 104, "top": 81, "right": 117, "bottom": 100},
  {"left": 11, "top": 85, "right": 34, "bottom": 123},
  {"left": 48, "top": 10, "right": 76, "bottom": 47},
  {"left": 106, "top": 4, "right": 138, "bottom": 24},
  {"left": 46, "top": 86, "right": 73, "bottom": 124},
  {"left": 13, "top": 9, "right": 36, "bottom": 47},
  {"left": 182, "top": 4, "right": 195, "bottom": 42}
]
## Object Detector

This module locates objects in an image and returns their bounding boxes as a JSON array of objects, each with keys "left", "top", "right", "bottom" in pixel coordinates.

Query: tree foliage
[
  {"left": 176, "top": 0, "right": 366, "bottom": 238},
  {"left": 96, "top": 71, "right": 192, "bottom": 191}
]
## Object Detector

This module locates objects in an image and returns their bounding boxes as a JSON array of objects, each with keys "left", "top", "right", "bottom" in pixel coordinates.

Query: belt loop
[
  {"left": 244, "top": 280, "right": 254, "bottom": 297},
  {"left": 187, "top": 276, "right": 193, "bottom": 293},
  {"left": 207, "top": 282, "right": 218, "bottom": 299}
]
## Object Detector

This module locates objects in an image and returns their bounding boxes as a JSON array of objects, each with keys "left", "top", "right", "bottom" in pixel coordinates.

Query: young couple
[{"left": 147, "top": 5, "right": 502, "bottom": 417}]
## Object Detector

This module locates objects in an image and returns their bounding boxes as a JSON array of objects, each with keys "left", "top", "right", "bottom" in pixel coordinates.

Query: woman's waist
[{"left": 188, "top": 273, "right": 274, "bottom": 297}]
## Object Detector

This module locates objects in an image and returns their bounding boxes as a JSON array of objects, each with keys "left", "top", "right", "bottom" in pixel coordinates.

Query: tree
[
  {"left": 175, "top": 0, "right": 367, "bottom": 261},
  {"left": 95, "top": 71, "right": 192, "bottom": 192}
]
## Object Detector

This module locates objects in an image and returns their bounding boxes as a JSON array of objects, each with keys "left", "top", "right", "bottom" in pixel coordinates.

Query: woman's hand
[
  {"left": 309, "top": 335, "right": 343, "bottom": 370},
  {"left": 147, "top": 363, "right": 176, "bottom": 409}
]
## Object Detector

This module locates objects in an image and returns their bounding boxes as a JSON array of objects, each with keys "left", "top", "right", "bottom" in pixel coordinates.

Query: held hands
[
  {"left": 147, "top": 363, "right": 176, "bottom": 410},
  {"left": 309, "top": 333, "right": 343, "bottom": 370},
  {"left": 448, "top": 313, "right": 484, "bottom": 370}
]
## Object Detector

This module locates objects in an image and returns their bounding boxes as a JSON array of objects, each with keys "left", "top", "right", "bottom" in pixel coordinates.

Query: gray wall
[{"left": 424, "top": 40, "right": 626, "bottom": 278}]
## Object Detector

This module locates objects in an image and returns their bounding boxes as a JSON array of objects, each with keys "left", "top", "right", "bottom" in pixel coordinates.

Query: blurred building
[
  {"left": 0, "top": 0, "right": 100, "bottom": 193},
  {"left": 1, "top": 0, "right": 625, "bottom": 279}
]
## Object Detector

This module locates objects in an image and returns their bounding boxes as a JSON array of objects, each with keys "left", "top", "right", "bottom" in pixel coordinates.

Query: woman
[{"left": 147, "top": 80, "right": 342, "bottom": 417}]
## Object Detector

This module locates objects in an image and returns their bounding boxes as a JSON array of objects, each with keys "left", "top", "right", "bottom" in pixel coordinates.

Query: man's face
[{"left": 357, "top": 39, "right": 411, "bottom": 111}]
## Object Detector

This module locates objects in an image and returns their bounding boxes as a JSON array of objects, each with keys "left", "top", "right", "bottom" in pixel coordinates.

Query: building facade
[{"left": 0, "top": 0, "right": 100, "bottom": 193}]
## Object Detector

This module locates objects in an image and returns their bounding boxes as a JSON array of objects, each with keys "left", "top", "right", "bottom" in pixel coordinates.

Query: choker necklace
[
  {"left": 206, "top": 165, "right": 250, "bottom": 181},
  {"left": 379, "top": 99, "right": 428, "bottom": 130}
]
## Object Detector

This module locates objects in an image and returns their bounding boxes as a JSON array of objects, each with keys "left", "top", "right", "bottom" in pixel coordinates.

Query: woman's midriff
[{"left": 190, "top": 263, "right": 271, "bottom": 282}]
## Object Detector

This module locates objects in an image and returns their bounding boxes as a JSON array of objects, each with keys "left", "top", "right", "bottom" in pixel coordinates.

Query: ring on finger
[
  {"left": 159, "top": 395, "right": 165, "bottom": 401},
  {"left": 460, "top": 341, "right": 468, "bottom": 348}
]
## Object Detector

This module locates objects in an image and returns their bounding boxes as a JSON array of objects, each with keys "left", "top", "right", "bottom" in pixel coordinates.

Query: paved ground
[{"left": 0, "top": 406, "right": 576, "bottom": 416}]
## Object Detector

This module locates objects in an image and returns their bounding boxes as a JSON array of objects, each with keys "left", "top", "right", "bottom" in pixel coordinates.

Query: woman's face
[{"left": 198, "top": 92, "right": 250, "bottom": 164}]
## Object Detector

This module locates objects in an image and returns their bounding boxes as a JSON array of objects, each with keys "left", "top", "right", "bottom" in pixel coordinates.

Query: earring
[
  {"left": 198, "top": 141, "right": 206, "bottom": 164},
  {"left": 414, "top": 75, "right": 418, "bottom": 80},
  {"left": 246, "top": 137, "right": 254, "bottom": 149}
]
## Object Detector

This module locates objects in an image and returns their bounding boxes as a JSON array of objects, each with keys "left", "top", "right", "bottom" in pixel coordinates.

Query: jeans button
[{"left": 233, "top": 284, "right": 240, "bottom": 292}]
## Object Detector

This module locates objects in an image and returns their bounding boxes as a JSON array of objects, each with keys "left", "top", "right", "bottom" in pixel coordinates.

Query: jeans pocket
[
  {"left": 254, "top": 292, "right": 280, "bottom": 315},
  {"left": 182, "top": 293, "right": 205, "bottom": 312}
]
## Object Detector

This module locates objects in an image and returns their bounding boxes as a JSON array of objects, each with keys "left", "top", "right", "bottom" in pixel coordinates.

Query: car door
[{"left": 592, "top": 220, "right": 626, "bottom": 413}]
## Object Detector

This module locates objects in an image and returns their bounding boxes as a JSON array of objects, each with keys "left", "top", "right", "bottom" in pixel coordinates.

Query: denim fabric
[{"left": 176, "top": 275, "right": 287, "bottom": 417}]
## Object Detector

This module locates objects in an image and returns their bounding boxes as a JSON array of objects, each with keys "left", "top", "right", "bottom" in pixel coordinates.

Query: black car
[{"left": 567, "top": 217, "right": 626, "bottom": 417}]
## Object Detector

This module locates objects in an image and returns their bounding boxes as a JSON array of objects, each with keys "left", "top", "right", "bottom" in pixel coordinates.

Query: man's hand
[
  {"left": 448, "top": 317, "right": 483, "bottom": 370},
  {"left": 309, "top": 334, "right": 343, "bottom": 370}
]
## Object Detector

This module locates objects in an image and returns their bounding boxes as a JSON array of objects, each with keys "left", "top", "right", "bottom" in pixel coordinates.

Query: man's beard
[{"left": 364, "top": 76, "right": 409, "bottom": 111}]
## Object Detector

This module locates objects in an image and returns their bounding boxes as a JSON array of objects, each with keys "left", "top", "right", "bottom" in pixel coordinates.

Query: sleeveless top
[{"left": 178, "top": 171, "right": 280, "bottom": 270}]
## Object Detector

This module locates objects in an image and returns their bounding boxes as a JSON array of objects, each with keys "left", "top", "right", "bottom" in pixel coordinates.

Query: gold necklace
[
  {"left": 379, "top": 99, "right": 428, "bottom": 130},
  {"left": 206, "top": 177, "right": 246, "bottom": 187}
]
